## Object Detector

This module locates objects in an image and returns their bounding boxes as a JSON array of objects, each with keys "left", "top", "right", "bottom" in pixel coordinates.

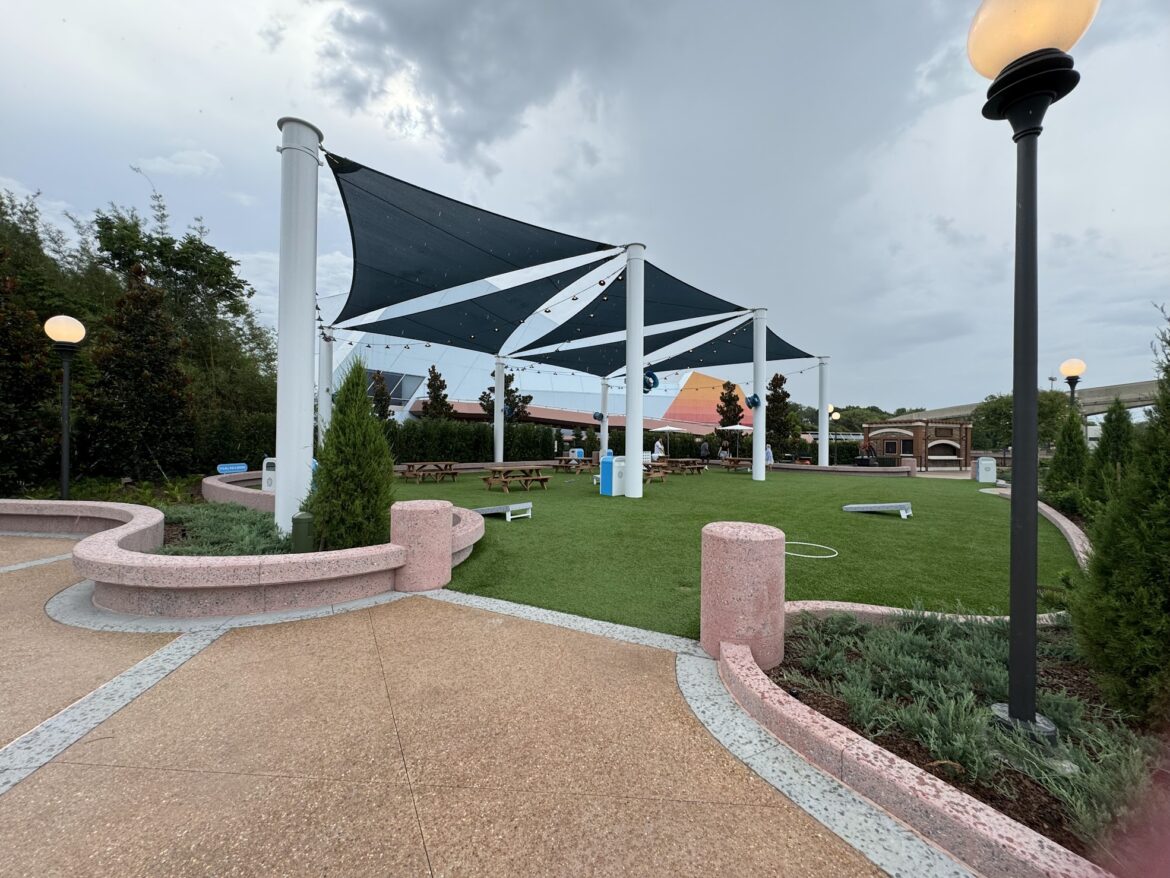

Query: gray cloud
[{"left": 316, "top": 0, "right": 663, "bottom": 172}]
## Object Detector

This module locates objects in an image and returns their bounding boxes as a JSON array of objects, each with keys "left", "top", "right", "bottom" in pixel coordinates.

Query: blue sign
[{"left": 216, "top": 463, "right": 248, "bottom": 475}]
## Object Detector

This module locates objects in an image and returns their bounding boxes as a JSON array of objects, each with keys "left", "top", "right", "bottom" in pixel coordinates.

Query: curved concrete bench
[
  {"left": 201, "top": 471, "right": 272, "bottom": 513},
  {"left": 0, "top": 499, "right": 484, "bottom": 618},
  {"left": 769, "top": 464, "right": 915, "bottom": 477}
]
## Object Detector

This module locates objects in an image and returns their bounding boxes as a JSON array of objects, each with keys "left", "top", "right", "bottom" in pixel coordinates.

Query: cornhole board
[
  {"left": 472, "top": 502, "right": 533, "bottom": 522},
  {"left": 842, "top": 502, "right": 912, "bottom": 520}
]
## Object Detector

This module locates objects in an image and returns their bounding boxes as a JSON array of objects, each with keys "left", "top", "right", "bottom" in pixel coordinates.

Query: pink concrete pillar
[
  {"left": 700, "top": 521, "right": 785, "bottom": 670},
  {"left": 390, "top": 499, "right": 453, "bottom": 592}
]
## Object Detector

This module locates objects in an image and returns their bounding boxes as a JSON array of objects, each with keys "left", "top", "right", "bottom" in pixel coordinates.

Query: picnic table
[
  {"left": 720, "top": 457, "right": 752, "bottom": 471},
  {"left": 643, "top": 461, "right": 669, "bottom": 484},
  {"left": 551, "top": 456, "right": 592, "bottom": 473},
  {"left": 666, "top": 458, "right": 705, "bottom": 475},
  {"left": 400, "top": 461, "right": 459, "bottom": 484},
  {"left": 482, "top": 465, "right": 550, "bottom": 493}
]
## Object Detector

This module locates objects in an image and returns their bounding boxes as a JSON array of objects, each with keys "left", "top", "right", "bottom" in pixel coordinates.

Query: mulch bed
[
  {"left": 770, "top": 627, "right": 1108, "bottom": 858},
  {"left": 163, "top": 523, "right": 186, "bottom": 546}
]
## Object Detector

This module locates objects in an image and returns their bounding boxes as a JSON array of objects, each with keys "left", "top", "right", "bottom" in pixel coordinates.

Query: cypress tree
[
  {"left": 419, "top": 365, "right": 455, "bottom": 420},
  {"left": 371, "top": 370, "right": 392, "bottom": 421},
  {"left": 1070, "top": 317, "right": 1170, "bottom": 722},
  {"left": 765, "top": 372, "right": 800, "bottom": 455},
  {"left": 717, "top": 380, "right": 744, "bottom": 427},
  {"left": 1086, "top": 397, "right": 1134, "bottom": 503},
  {"left": 479, "top": 369, "right": 532, "bottom": 422},
  {"left": 305, "top": 358, "right": 395, "bottom": 550},
  {"left": 1046, "top": 406, "right": 1089, "bottom": 493}
]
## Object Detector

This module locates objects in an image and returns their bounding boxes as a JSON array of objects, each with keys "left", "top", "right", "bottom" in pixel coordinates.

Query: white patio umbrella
[
  {"left": 650, "top": 425, "right": 688, "bottom": 456},
  {"left": 719, "top": 424, "right": 753, "bottom": 457}
]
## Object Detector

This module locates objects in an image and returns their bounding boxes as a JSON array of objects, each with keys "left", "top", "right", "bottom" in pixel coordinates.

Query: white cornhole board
[
  {"left": 472, "top": 502, "right": 533, "bottom": 522},
  {"left": 843, "top": 502, "right": 913, "bottom": 520}
]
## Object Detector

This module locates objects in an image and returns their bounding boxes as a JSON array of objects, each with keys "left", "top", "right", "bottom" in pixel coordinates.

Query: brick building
[{"left": 862, "top": 417, "right": 973, "bottom": 471}]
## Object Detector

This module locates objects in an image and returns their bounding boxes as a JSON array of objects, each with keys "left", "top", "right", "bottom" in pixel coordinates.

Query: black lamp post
[
  {"left": 1060, "top": 358, "right": 1086, "bottom": 405},
  {"left": 43, "top": 315, "right": 86, "bottom": 500},
  {"left": 969, "top": 0, "right": 1099, "bottom": 735}
]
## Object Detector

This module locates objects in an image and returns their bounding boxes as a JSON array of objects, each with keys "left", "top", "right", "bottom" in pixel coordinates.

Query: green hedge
[
  {"left": 192, "top": 409, "right": 275, "bottom": 472},
  {"left": 383, "top": 418, "right": 556, "bottom": 463}
]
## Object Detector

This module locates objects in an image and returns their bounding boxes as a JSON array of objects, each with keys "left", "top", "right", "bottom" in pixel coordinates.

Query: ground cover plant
[
  {"left": 156, "top": 503, "right": 288, "bottom": 556},
  {"left": 393, "top": 469, "right": 1080, "bottom": 639},
  {"left": 768, "top": 611, "right": 1162, "bottom": 861}
]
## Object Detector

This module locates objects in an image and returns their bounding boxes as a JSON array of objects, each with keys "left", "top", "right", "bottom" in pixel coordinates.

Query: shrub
[
  {"left": 304, "top": 357, "right": 395, "bottom": 550},
  {"left": 1085, "top": 397, "right": 1134, "bottom": 505},
  {"left": 1046, "top": 405, "right": 1089, "bottom": 495},
  {"left": 156, "top": 503, "right": 289, "bottom": 556},
  {"left": 1070, "top": 316, "right": 1170, "bottom": 723}
]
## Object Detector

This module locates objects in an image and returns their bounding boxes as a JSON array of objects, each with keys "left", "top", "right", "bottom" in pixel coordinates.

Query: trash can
[
  {"left": 600, "top": 455, "right": 626, "bottom": 496},
  {"left": 976, "top": 456, "right": 997, "bottom": 483},
  {"left": 262, "top": 457, "right": 277, "bottom": 492}
]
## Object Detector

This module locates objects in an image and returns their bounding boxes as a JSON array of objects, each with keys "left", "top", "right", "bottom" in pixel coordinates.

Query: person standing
[
  {"left": 699, "top": 439, "right": 710, "bottom": 464},
  {"left": 653, "top": 437, "right": 665, "bottom": 460}
]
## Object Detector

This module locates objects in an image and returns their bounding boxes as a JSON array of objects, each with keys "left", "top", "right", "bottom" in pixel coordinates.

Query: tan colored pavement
[
  {"left": 0, "top": 546, "right": 172, "bottom": 747},
  {"left": 0, "top": 536, "right": 78, "bottom": 567},
  {"left": 0, "top": 549, "right": 883, "bottom": 876}
]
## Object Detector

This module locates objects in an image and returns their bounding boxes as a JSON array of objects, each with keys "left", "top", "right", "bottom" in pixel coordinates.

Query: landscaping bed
[
  {"left": 768, "top": 611, "right": 1163, "bottom": 862},
  {"left": 156, "top": 503, "right": 289, "bottom": 556}
]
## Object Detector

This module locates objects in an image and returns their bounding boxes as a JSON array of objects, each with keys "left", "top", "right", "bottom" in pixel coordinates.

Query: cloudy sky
[{"left": 3, "top": 1, "right": 1167, "bottom": 410}]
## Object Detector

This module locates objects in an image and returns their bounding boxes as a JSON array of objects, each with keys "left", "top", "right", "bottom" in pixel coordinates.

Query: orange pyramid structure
[{"left": 662, "top": 371, "right": 754, "bottom": 427}]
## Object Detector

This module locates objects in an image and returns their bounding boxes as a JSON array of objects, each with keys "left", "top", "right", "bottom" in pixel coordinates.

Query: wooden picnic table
[
  {"left": 665, "top": 458, "right": 705, "bottom": 475},
  {"left": 720, "top": 457, "right": 753, "bottom": 471},
  {"left": 400, "top": 461, "right": 459, "bottom": 484},
  {"left": 482, "top": 465, "right": 550, "bottom": 493},
  {"left": 551, "top": 456, "right": 592, "bottom": 473}
]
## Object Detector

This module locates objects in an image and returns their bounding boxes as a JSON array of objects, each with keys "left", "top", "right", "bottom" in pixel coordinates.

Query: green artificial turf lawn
[{"left": 394, "top": 470, "right": 1079, "bottom": 639}]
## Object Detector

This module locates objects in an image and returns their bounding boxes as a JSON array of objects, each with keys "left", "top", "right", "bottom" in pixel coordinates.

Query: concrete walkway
[{"left": 0, "top": 537, "right": 884, "bottom": 877}]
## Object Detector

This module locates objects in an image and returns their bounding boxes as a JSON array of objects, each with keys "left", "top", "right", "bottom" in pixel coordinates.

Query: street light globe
[
  {"left": 968, "top": 0, "right": 1100, "bottom": 79},
  {"left": 826, "top": 404, "right": 835, "bottom": 413},
  {"left": 1059, "top": 358, "right": 1086, "bottom": 378},
  {"left": 831, "top": 411, "right": 841, "bottom": 421},
  {"left": 44, "top": 315, "right": 86, "bottom": 344}
]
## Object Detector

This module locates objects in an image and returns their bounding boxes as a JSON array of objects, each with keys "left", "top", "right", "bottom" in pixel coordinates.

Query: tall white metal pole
[
  {"left": 817, "top": 356, "right": 830, "bottom": 467},
  {"left": 317, "top": 332, "right": 333, "bottom": 435},
  {"left": 751, "top": 309, "right": 767, "bottom": 481},
  {"left": 493, "top": 356, "right": 505, "bottom": 463},
  {"left": 599, "top": 379, "right": 609, "bottom": 454},
  {"left": 274, "top": 117, "right": 322, "bottom": 533},
  {"left": 624, "top": 243, "right": 645, "bottom": 498}
]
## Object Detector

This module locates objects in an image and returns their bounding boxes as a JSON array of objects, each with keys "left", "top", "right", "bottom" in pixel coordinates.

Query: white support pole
[
  {"left": 624, "top": 243, "right": 646, "bottom": 498},
  {"left": 599, "top": 379, "right": 609, "bottom": 454},
  {"left": 751, "top": 309, "right": 767, "bottom": 482},
  {"left": 817, "top": 356, "right": 830, "bottom": 467},
  {"left": 493, "top": 356, "right": 505, "bottom": 463},
  {"left": 317, "top": 332, "right": 333, "bottom": 435},
  {"left": 274, "top": 117, "right": 323, "bottom": 534}
]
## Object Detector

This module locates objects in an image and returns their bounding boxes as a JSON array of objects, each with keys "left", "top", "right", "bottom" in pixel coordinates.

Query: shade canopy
[
  {"left": 327, "top": 152, "right": 813, "bottom": 378},
  {"left": 328, "top": 153, "right": 613, "bottom": 325}
]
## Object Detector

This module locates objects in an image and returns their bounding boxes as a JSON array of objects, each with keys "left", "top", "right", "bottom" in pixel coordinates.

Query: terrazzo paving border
[
  {"left": 45, "top": 579, "right": 410, "bottom": 633},
  {"left": 676, "top": 653, "right": 976, "bottom": 878},
  {"left": 718, "top": 642, "right": 1110, "bottom": 878},
  {"left": 0, "top": 554, "right": 74, "bottom": 574},
  {"left": 0, "top": 629, "right": 224, "bottom": 797}
]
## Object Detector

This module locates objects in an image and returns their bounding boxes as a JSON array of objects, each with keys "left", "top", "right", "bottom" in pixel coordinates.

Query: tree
[
  {"left": 304, "top": 357, "right": 395, "bottom": 550},
  {"left": 419, "top": 365, "right": 455, "bottom": 420},
  {"left": 1045, "top": 405, "right": 1088, "bottom": 496},
  {"left": 1086, "top": 397, "right": 1135, "bottom": 504},
  {"left": 80, "top": 265, "right": 194, "bottom": 480},
  {"left": 971, "top": 390, "right": 1068, "bottom": 450},
  {"left": 0, "top": 293, "right": 57, "bottom": 494},
  {"left": 1071, "top": 315, "right": 1170, "bottom": 722},
  {"left": 478, "top": 369, "right": 532, "bottom": 422},
  {"left": 765, "top": 373, "right": 800, "bottom": 455},
  {"left": 716, "top": 380, "right": 744, "bottom": 427},
  {"left": 371, "top": 370, "right": 392, "bottom": 420}
]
